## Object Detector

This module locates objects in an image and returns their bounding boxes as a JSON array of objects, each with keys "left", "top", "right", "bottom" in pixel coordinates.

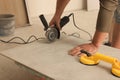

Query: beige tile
[{"left": 0, "top": 10, "right": 101, "bottom": 80}]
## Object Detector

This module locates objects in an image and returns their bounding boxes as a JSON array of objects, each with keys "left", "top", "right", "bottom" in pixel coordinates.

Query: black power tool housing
[{"left": 39, "top": 14, "right": 72, "bottom": 42}]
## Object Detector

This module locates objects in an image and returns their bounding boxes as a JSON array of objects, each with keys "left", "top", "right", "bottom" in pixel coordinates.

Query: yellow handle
[
  {"left": 80, "top": 52, "right": 120, "bottom": 77},
  {"left": 93, "top": 53, "right": 116, "bottom": 64}
]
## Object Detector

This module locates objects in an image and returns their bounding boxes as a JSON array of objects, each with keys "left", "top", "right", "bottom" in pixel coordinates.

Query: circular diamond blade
[{"left": 45, "top": 28, "right": 58, "bottom": 42}]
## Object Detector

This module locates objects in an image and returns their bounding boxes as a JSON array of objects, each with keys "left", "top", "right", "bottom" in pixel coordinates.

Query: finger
[
  {"left": 56, "top": 23, "right": 61, "bottom": 30},
  {"left": 49, "top": 20, "right": 54, "bottom": 26},
  {"left": 75, "top": 51, "right": 83, "bottom": 56},
  {"left": 49, "top": 21, "right": 61, "bottom": 30},
  {"left": 70, "top": 46, "right": 81, "bottom": 52},
  {"left": 78, "top": 53, "right": 87, "bottom": 57},
  {"left": 69, "top": 48, "right": 82, "bottom": 56},
  {"left": 69, "top": 46, "right": 82, "bottom": 53},
  {"left": 50, "top": 25, "right": 55, "bottom": 28},
  {"left": 69, "top": 49, "right": 78, "bottom": 56}
]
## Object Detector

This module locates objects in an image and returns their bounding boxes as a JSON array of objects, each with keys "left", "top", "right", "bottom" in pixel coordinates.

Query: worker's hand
[
  {"left": 68, "top": 43, "right": 98, "bottom": 57},
  {"left": 49, "top": 15, "right": 61, "bottom": 30}
]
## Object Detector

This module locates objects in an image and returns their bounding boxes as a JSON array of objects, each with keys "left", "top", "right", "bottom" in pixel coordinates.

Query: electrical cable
[
  {"left": 70, "top": 13, "right": 92, "bottom": 41},
  {"left": 62, "top": 13, "right": 92, "bottom": 40},
  {"left": 62, "top": 31, "right": 81, "bottom": 39},
  {"left": 0, "top": 13, "right": 92, "bottom": 44},
  {"left": 0, "top": 35, "right": 45, "bottom": 44}
]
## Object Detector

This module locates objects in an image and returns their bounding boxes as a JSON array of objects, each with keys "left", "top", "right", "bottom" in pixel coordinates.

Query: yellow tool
[{"left": 80, "top": 50, "right": 120, "bottom": 77}]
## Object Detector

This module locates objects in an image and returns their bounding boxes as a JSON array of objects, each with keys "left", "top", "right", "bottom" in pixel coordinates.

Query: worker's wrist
[
  {"left": 92, "top": 30, "right": 108, "bottom": 48},
  {"left": 54, "top": 11, "right": 62, "bottom": 19},
  {"left": 91, "top": 41, "right": 100, "bottom": 48}
]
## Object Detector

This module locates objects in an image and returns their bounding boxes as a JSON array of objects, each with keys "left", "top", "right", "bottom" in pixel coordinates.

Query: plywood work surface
[{"left": 0, "top": 36, "right": 120, "bottom": 80}]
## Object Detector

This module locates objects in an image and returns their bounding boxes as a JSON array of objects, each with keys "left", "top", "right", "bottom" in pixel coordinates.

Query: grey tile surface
[
  {"left": 0, "top": 36, "right": 120, "bottom": 80},
  {"left": 0, "top": 10, "right": 111, "bottom": 80}
]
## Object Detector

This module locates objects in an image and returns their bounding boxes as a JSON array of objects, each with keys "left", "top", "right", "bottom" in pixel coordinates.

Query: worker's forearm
[
  {"left": 55, "top": 0, "right": 70, "bottom": 18},
  {"left": 92, "top": 30, "right": 108, "bottom": 48},
  {"left": 93, "top": 0, "right": 118, "bottom": 47}
]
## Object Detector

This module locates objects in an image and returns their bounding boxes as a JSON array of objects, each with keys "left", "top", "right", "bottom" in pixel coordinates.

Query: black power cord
[
  {"left": 0, "top": 35, "right": 45, "bottom": 44},
  {"left": 0, "top": 13, "right": 92, "bottom": 44}
]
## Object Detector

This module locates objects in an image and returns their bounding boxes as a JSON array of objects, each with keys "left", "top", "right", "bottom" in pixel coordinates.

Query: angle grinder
[{"left": 39, "top": 14, "right": 72, "bottom": 42}]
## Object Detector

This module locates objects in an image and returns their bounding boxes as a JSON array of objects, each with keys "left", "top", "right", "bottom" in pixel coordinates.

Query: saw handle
[
  {"left": 39, "top": 14, "right": 70, "bottom": 30},
  {"left": 39, "top": 15, "right": 49, "bottom": 31}
]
